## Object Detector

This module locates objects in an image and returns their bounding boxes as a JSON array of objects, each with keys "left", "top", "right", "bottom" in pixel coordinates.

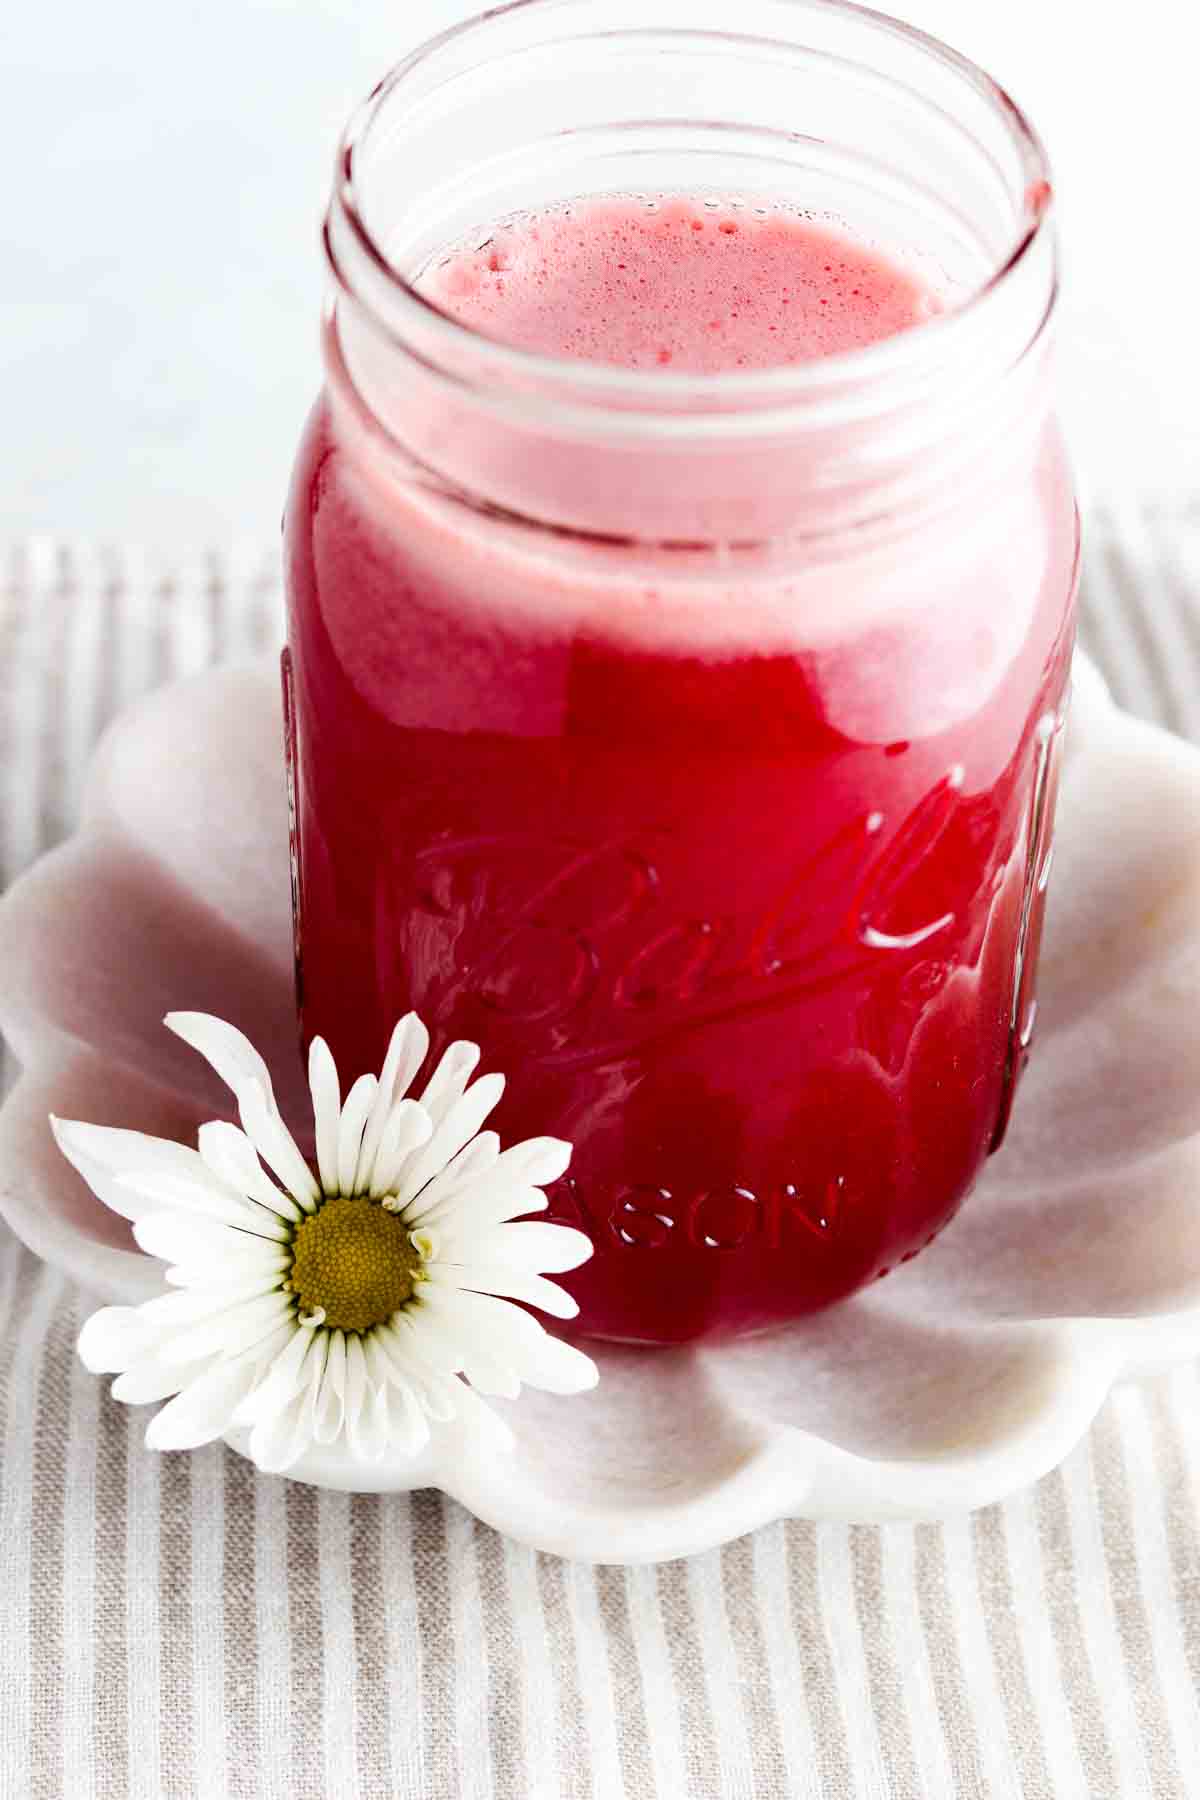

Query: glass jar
[{"left": 283, "top": 0, "right": 1078, "bottom": 1344}]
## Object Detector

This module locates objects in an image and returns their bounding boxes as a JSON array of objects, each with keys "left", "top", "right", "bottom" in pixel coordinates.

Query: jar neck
[{"left": 322, "top": 0, "right": 1058, "bottom": 547}]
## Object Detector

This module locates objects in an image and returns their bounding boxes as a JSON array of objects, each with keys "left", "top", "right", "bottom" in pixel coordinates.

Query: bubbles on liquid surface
[{"left": 414, "top": 191, "right": 940, "bottom": 375}]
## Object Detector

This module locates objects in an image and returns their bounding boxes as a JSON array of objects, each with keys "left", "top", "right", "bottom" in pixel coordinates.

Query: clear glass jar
[{"left": 283, "top": 0, "right": 1078, "bottom": 1344}]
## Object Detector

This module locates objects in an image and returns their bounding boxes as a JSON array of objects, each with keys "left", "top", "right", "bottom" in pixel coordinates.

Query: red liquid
[{"left": 285, "top": 196, "right": 1077, "bottom": 1343}]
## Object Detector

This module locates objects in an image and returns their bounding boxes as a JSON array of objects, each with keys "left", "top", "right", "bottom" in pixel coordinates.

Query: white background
[{"left": 2, "top": 0, "right": 1196, "bottom": 546}]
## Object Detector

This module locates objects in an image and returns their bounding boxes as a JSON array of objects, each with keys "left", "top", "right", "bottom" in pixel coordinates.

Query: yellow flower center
[{"left": 288, "top": 1195, "right": 420, "bottom": 1332}]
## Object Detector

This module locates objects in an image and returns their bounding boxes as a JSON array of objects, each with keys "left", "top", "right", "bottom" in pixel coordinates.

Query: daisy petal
[
  {"left": 386, "top": 1377, "right": 431, "bottom": 1456},
  {"left": 247, "top": 1320, "right": 289, "bottom": 1382},
  {"left": 379, "top": 1013, "right": 432, "bottom": 1106},
  {"left": 240, "top": 1318, "right": 303, "bottom": 1380},
  {"left": 495, "top": 1324, "right": 598, "bottom": 1396},
  {"left": 131, "top": 1209, "right": 236, "bottom": 1266},
  {"left": 423, "top": 1372, "right": 463, "bottom": 1425},
  {"left": 374, "top": 1321, "right": 460, "bottom": 1421},
  {"left": 417, "top": 1041, "right": 481, "bottom": 1127},
  {"left": 197, "top": 1121, "right": 303, "bottom": 1222},
  {"left": 233, "top": 1321, "right": 315, "bottom": 1426},
  {"left": 238, "top": 1081, "right": 321, "bottom": 1211},
  {"left": 252, "top": 1332, "right": 327, "bottom": 1473},
  {"left": 370, "top": 1100, "right": 433, "bottom": 1200},
  {"left": 359, "top": 1380, "right": 391, "bottom": 1463},
  {"left": 314, "top": 1330, "right": 347, "bottom": 1444},
  {"left": 158, "top": 1292, "right": 294, "bottom": 1365},
  {"left": 337, "top": 1074, "right": 377, "bottom": 1197},
  {"left": 456, "top": 1346, "right": 523, "bottom": 1398},
  {"left": 350, "top": 1341, "right": 390, "bottom": 1462},
  {"left": 192, "top": 1294, "right": 295, "bottom": 1362},
  {"left": 352, "top": 1112, "right": 388, "bottom": 1201},
  {"left": 111, "top": 1351, "right": 218, "bottom": 1405},
  {"left": 407, "top": 1178, "right": 549, "bottom": 1234},
  {"left": 456, "top": 1222, "right": 594, "bottom": 1275},
  {"left": 363, "top": 1333, "right": 396, "bottom": 1385},
  {"left": 489, "top": 1216, "right": 597, "bottom": 1274},
  {"left": 134, "top": 1280, "right": 274, "bottom": 1329},
  {"left": 413, "top": 1131, "right": 500, "bottom": 1208},
  {"left": 161, "top": 1246, "right": 290, "bottom": 1292},
  {"left": 390, "top": 1073, "right": 505, "bottom": 1209},
  {"left": 166, "top": 1013, "right": 320, "bottom": 1209},
  {"left": 116, "top": 1167, "right": 288, "bottom": 1238},
  {"left": 422, "top": 1262, "right": 580, "bottom": 1321},
  {"left": 491, "top": 1137, "right": 573, "bottom": 1188},
  {"left": 363, "top": 1333, "right": 394, "bottom": 1391},
  {"left": 379, "top": 1303, "right": 463, "bottom": 1377},
  {"left": 299, "top": 1331, "right": 329, "bottom": 1443},
  {"left": 355, "top": 1017, "right": 431, "bottom": 1193},
  {"left": 78, "top": 1306, "right": 161, "bottom": 1373},
  {"left": 418, "top": 1288, "right": 598, "bottom": 1395},
  {"left": 113, "top": 1316, "right": 296, "bottom": 1410},
  {"left": 343, "top": 1332, "right": 368, "bottom": 1436},
  {"left": 307, "top": 1037, "right": 341, "bottom": 1196},
  {"left": 363, "top": 1336, "right": 427, "bottom": 1460},
  {"left": 249, "top": 1384, "right": 311, "bottom": 1474},
  {"left": 144, "top": 1354, "right": 263, "bottom": 1451},
  {"left": 51, "top": 1118, "right": 233, "bottom": 1226},
  {"left": 165, "top": 1011, "right": 278, "bottom": 1108},
  {"left": 131, "top": 1209, "right": 285, "bottom": 1272}
]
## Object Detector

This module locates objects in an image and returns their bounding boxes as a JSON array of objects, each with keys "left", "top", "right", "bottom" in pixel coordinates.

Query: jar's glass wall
[{"left": 286, "top": 0, "right": 1078, "bottom": 1344}]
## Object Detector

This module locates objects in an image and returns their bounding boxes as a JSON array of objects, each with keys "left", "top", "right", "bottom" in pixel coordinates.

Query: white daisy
[{"left": 53, "top": 1011, "right": 597, "bottom": 1474}]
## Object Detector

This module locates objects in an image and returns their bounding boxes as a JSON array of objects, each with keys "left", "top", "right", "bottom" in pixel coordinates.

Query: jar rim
[{"left": 327, "top": 0, "right": 1054, "bottom": 408}]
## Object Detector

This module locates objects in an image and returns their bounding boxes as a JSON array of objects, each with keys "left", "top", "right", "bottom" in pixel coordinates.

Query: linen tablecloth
[{"left": 2, "top": 510, "right": 1199, "bottom": 1800}]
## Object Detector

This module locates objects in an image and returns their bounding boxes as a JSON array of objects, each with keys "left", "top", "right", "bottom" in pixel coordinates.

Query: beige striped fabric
[{"left": 1, "top": 511, "right": 1199, "bottom": 1800}]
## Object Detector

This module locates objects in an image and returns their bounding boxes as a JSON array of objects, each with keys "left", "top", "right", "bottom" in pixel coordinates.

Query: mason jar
[{"left": 283, "top": 0, "right": 1078, "bottom": 1343}]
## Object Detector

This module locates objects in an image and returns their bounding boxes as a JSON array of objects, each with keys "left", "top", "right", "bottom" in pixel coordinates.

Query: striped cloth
[{"left": 1, "top": 510, "right": 1199, "bottom": 1800}]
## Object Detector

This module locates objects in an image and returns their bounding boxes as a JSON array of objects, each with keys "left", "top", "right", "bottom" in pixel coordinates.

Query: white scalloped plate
[{"left": 2, "top": 654, "right": 1199, "bottom": 1563}]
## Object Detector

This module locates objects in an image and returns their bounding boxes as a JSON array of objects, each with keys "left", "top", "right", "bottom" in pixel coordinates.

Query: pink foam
[{"left": 417, "top": 194, "right": 937, "bottom": 371}]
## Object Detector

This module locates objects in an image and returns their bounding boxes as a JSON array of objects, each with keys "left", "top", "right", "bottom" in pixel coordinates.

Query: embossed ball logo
[
  {"left": 405, "top": 766, "right": 977, "bottom": 1057},
  {"left": 361, "top": 715, "right": 1063, "bottom": 1261}
]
